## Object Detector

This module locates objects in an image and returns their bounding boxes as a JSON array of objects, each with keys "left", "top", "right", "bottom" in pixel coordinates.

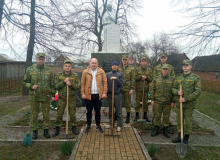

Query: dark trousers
[{"left": 85, "top": 94, "right": 102, "bottom": 127}]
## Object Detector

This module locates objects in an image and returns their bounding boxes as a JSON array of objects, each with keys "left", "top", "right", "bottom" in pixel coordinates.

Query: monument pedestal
[{"left": 91, "top": 52, "right": 128, "bottom": 72}]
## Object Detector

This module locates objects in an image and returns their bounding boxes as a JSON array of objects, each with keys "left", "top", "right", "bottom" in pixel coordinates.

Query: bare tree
[
  {"left": 148, "top": 33, "right": 181, "bottom": 66},
  {"left": 171, "top": 0, "right": 220, "bottom": 55},
  {"left": 63, "top": 0, "right": 142, "bottom": 52}
]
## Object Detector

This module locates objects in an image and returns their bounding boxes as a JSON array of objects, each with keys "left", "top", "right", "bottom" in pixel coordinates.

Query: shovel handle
[
  {"left": 141, "top": 80, "right": 145, "bottom": 119},
  {"left": 66, "top": 85, "right": 69, "bottom": 135},
  {"left": 180, "top": 85, "right": 183, "bottom": 139},
  {"left": 111, "top": 79, "right": 115, "bottom": 133}
]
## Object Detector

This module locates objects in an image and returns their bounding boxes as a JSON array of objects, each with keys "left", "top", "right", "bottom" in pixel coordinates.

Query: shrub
[
  {"left": 148, "top": 143, "right": 158, "bottom": 157},
  {"left": 59, "top": 141, "right": 75, "bottom": 155}
]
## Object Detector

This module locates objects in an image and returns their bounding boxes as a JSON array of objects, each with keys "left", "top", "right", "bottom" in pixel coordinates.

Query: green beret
[
  {"left": 141, "top": 56, "right": 147, "bottom": 61},
  {"left": 160, "top": 53, "right": 167, "bottom": 57},
  {"left": 162, "top": 64, "right": 170, "bottom": 69},
  {"left": 122, "top": 54, "right": 128, "bottom": 59},
  {"left": 64, "top": 59, "right": 72, "bottom": 64},
  {"left": 36, "top": 53, "right": 45, "bottom": 58},
  {"left": 182, "top": 60, "right": 192, "bottom": 65}
]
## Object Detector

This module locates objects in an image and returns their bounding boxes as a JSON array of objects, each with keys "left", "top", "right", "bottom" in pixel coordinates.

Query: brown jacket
[{"left": 81, "top": 66, "right": 107, "bottom": 100}]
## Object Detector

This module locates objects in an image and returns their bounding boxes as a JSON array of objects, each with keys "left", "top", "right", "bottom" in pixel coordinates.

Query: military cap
[
  {"left": 182, "top": 60, "right": 192, "bottom": 65},
  {"left": 122, "top": 54, "right": 128, "bottom": 59},
  {"left": 64, "top": 59, "right": 72, "bottom": 64},
  {"left": 160, "top": 52, "right": 167, "bottom": 57},
  {"left": 36, "top": 53, "right": 45, "bottom": 58},
  {"left": 162, "top": 64, "right": 170, "bottom": 69},
  {"left": 141, "top": 56, "right": 147, "bottom": 61}
]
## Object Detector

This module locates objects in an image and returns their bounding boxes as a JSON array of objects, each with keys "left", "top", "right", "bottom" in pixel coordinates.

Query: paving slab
[{"left": 70, "top": 124, "right": 149, "bottom": 160}]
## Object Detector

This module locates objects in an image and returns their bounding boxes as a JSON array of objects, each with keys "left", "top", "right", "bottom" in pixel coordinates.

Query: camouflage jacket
[
  {"left": 118, "top": 65, "right": 135, "bottom": 91},
  {"left": 150, "top": 75, "right": 175, "bottom": 104},
  {"left": 172, "top": 72, "right": 201, "bottom": 108},
  {"left": 54, "top": 71, "right": 80, "bottom": 99},
  {"left": 23, "top": 64, "right": 55, "bottom": 102},
  {"left": 153, "top": 63, "right": 175, "bottom": 78},
  {"left": 135, "top": 67, "right": 153, "bottom": 91}
]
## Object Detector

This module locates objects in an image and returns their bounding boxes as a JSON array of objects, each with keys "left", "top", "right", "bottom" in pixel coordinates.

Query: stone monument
[{"left": 91, "top": 4, "right": 128, "bottom": 73}]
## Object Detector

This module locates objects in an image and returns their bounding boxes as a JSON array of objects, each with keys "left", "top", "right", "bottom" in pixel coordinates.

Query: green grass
[
  {"left": 59, "top": 141, "right": 75, "bottom": 155},
  {"left": 195, "top": 91, "right": 220, "bottom": 122},
  {"left": 151, "top": 145, "right": 220, "bottom": 160},
  {"left": 0, "top": 91, "right": 29, "bottom": 119},
  {"left": 148, "top": 143, "right": 158, "bottom": 157},
  {"left": 0, "top": 142, "right": 71, "bottom": 160}
]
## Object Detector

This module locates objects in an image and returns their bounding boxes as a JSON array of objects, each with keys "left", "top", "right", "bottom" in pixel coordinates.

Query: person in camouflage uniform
[
  {"left": 134, "top": 56, "right": 153, "bottom": 122},
  {"left": 52, "top": 60, "right": 81, "bottom": 137},
  {"left": 23, "top": 53, "right": 55, "bottom": 139},
  {"left": 118, "top": 54, "right": 135, "bottom": 123},
  {"left": 172, "top": 60, "right": 201, "bottom": 144},
  {"left": 150, "top": 64, "right": 175, "bottom": 138},
  {"left": 153, "top": 53, "right": 175, "bottom": 78}
]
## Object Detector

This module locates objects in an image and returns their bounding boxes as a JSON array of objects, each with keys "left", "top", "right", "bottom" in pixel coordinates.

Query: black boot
[
  {"left": 163, "top": 126, "right": 170, "bottom": 138},
  {"left": 151, "top": 126, "right": 159, "bottom": 137},
  {"left": 52, "top": 126, "right": 60, "bottom": 137},
  {"left": 43, "top": 129, "right": 51, "bottom": 138},
  {"left": 32, "top": 130, "right": 38, "bottom": 140},
  {"left": 183, "top": 134, "right": 189, "bottom": 144},
  {"left": 144, "top": 112, "right": 151, "bottom": 122},
  {"left": 125, "top": 112, "right": 130, "bottom": 123},
  {"left": 172, "top": 132, "right": 181, "bottom": 143},
  {"left": 72, "top": 126, "right": 79, "bottom": 135},
  {"left": 134, "top": 112, "right": 139, "bottom": 122}
]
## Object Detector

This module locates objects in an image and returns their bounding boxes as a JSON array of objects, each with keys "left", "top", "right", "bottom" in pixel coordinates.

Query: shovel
[
  {"left": 105, "top": 79, "right": 120, "bottom": 137},
  {"left": 176, "top": 85, "right": 187, "bottom": 157},
  {"left": 137, "top": 80, "right": 146, "bottom": 123}
]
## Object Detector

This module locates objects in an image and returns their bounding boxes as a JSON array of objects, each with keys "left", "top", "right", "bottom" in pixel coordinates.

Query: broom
[{"left": 22, "top": 79, "right": 37, "bottom": 146}]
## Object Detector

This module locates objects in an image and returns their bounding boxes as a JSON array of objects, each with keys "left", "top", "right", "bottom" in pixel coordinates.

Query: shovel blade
[{"left": 176, "top": 143, "right": 187, "bottom": 158}]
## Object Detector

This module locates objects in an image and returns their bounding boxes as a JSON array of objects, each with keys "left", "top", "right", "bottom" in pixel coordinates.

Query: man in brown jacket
[{"left": 81, "top": 58, "right": 108, "bottom": 133}]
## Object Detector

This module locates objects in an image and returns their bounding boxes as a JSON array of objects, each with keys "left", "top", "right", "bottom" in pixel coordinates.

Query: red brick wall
[
  {"left": 193, "top": 71, "right": 220, "bottom": 82},
  {"left": 193, "top": 71, "right": 220, "bottom": 93}
]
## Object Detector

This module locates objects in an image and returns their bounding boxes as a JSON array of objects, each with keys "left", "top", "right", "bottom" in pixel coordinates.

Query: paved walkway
[{"left": 73, "top": 124, "right": 146, "bottom": 160}]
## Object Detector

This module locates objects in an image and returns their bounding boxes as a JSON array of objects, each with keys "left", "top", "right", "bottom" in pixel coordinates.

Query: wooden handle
[
  {"left": 66, "top": 85, "right": 69, "bottom": 135},
  {"left": 180, "top": 85, "right": 183, "bottom": 139},
  {"left": 111, "top": 79, "right": 115, "bottom": 132},
  {"left": 141, "top": 80, "right": 145, "bottom": 119}
]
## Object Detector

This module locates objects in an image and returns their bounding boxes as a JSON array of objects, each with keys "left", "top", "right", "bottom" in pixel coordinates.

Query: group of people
[{"left": 23, "top": 52, "right": 201, "bottom": 145}]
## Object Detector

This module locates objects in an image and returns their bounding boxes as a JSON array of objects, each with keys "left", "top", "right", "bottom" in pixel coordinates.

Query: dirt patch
[{"left": 0, "top": 141, "right": 71, "bottom": 160}]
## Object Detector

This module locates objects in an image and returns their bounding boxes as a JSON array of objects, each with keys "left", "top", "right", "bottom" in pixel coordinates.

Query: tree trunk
[
  {"left": 0, "top": 0, "right": 4, "bottom": 28},
  {"left": 98, "top": 34, "right": 102, "bottom": 52},
  {"left": 23, "top": 0, "right": 36, "bottom": 95}
]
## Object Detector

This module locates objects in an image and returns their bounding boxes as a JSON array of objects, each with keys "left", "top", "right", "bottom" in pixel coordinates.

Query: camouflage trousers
[
  {"left": 135, "top": 91, "right": 148, "bottom": 112},
  {"left": 122, "top": 91, "right": 132, "bottom": 112},
  {"left": 54, "top": 97, "right": 77, "bottom": 127},
  {"left": 175, "top": 106, "right": 194, "bottom": 135},
  {"left": 30, "top": 101, "right": 50, "bottom": 130},
  {"left": 153, "top": 102, "right": 171, "bottom": 127},
  {"left": 108, "top": 94, "right": 123, "bottom": 127}
]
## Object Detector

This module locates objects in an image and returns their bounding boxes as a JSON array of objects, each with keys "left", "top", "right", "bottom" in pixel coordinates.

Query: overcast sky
[{"left": 135, "top": 0, "right": 191, "bottom": 41}]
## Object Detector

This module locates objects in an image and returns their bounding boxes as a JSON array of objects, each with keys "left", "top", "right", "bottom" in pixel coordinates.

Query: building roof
[
  {"left": 0, "top": 54, "right": 13, "bottom": 62},
  {"left": 166, "top": 53, "right": 189, "bottom": 72},
  {"left": 192, "top": 54, "right": 220, "bottom": 72}
]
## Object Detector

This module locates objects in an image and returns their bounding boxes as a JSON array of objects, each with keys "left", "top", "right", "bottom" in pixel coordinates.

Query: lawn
[
  {"left": 195, "top": 91, "right": 220, "bottom": 122},
  {"left": 146, "top": 144, "right": 220, "bottom": 160},
  {"left": 0, "top": 141, "right": 72, "bottom": 160},
  {"left": 0, "top": 92, "right": 29, "bottom": 119}
]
